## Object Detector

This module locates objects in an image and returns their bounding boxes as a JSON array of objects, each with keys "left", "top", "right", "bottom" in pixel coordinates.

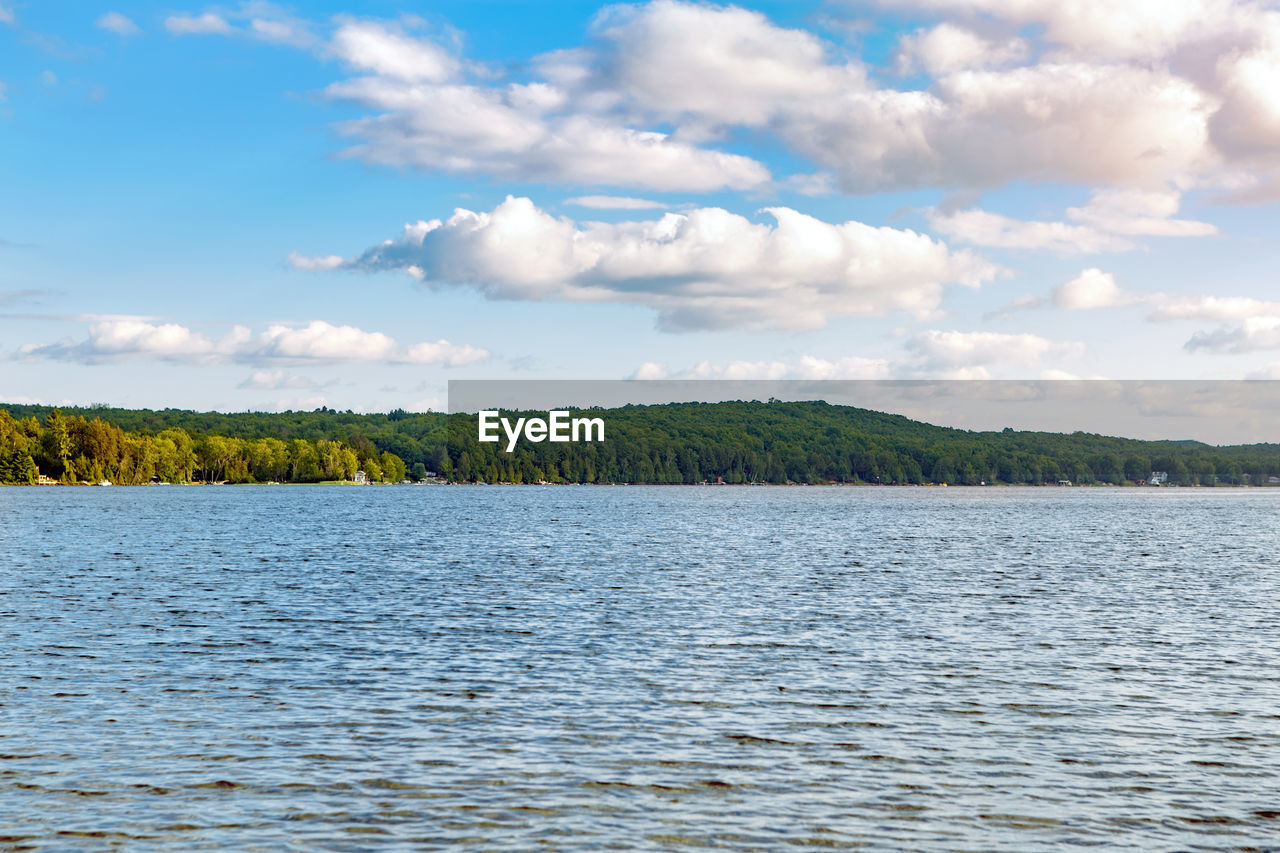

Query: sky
[{"left": 4, "top": 0, "right": 1280, "bottom": 413}]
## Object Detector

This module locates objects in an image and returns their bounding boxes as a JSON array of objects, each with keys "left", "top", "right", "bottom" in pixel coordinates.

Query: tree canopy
[{"left": 3, "top": 399, "right": 1279, "bottom": 486}]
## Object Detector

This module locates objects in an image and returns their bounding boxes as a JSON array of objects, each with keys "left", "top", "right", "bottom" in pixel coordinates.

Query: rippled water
[{"left": 4, "top": 485, "right": 1280, "bottom": 851}]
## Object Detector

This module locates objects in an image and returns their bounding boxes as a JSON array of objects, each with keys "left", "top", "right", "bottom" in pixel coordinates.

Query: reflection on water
[{"left": 3, "top": 486, "right": 1280, "bottom": 850}]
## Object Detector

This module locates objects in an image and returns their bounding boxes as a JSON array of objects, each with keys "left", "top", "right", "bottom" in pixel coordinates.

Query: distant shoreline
[
  {"left": 3, "top": 480, "right": 1271, "bottom": 489},
  {"left": 5, "top": 400, "right": 1280, "bottom": 488}
]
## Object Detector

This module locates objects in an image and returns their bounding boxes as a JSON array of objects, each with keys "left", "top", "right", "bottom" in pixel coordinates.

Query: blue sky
[{"left": 4, "top": 0, "right": 1280, "bottom": 412}]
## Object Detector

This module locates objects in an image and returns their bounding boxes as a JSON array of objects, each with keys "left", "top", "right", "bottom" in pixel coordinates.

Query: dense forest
[
  {"left": 0, "top": 407, "right": 407, "bottom": 485},
  {"left": 4, "top": 399, "right": 1280, "bottom": 486}
]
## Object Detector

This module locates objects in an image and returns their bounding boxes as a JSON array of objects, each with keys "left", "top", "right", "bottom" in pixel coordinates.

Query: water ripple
[{"left": 2, "top": 486, "right": 1280, "bottom": 850}]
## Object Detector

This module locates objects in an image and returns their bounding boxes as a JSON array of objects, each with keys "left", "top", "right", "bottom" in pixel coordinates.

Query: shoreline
[{"left": 4, "top": 480, "right": 1270, "bottom": 489}]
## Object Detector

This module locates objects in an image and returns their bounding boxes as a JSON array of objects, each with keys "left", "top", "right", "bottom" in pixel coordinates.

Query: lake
[{"left": 3, "top": 486, "right": 1280, "bottom": 850}]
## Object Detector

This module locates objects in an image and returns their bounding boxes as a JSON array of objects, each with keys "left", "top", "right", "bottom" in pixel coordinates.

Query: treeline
[
  {"left": 0, "top": 408, "right": 406, "bottom": 485},
  {"left": 4, "top": 399, "right": 1280, "bottom": 486},
  {"left": 442, "top": 400, "right": 1280, "bottom": 486}
]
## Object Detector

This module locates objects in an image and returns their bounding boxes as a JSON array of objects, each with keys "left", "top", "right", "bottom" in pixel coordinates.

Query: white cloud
[
  {"left": 403, "top": 339, "right": 488, "bottom": 364},
  {"left": 904, "top": 329, "right": 1080, "bottom": 378},
  {"left": 878, "top": 0, "right": 1237, "bottom": 62},
  {"left": 0, "top": 5, "right": 13, "bottom": 26},
  {"left": 632, "top": 355, "right": 892, "bottom": 380},
  {"left": 329, "top": 18, "right": 458, "bottom": 81},
  {"left": 247, "top": 15, "right": 314, "bottom": 48},
  {"left": 585, "top": 0, "right": 862, "bottom": 127},
  {"left": 265, "top": 394, "right": 332, "bottom": 412},
  {"left": 238, "top": 370, "right": 329, "bottom": 390},
  {"left": 182, "top": 1, "right": 774, "bottom": 192},
  {"left": 96, "top": 12, "right": 141, "bottom": 36},
  {"left": 931, "top": 187, "right": 1217, "bottom": 254},
  {"left": 564, "top": 195, "right": 667, "bottom": 210},
  {"left": 786, "top": 62, "right": 1212, "bottom": 194},
  {"left": 287, "top": 251, "right": 344, "bottom": 271},
  {"left": 895, "top": 23, "right": 1029, "bottom": 75},
  {"left": 992, "top": 269, "right": 1135, "bottom": 316},
  {"left": 637, "top": 331, "right": 1080, "bottom": 379},
  {"left": 17, "top": 319, "right": 489, "bottom": 366},
  {"left": 296, "top": 195, "right": 1000, "bottom": 332},
  {"left": 164, "top": 12, "right": 232, "bottom": 35},
  {"left": 1205, "top": 18, "right": 1280, "bottom": 188},
  {"left": 780, "top": 173, "right": 837, "bottom": 196},
  {"left": 559, "top": 4, "right": 1211, "bottom": 192},
  {"left": 1052, "top": 269, "right": 1126, "bottom": 309},
  {"left": 1146, "top": 293, "right": 1280, "bottom": 354},
  {"left": 1147, "top": 295, "right": 1280, "bottom": 323},
  {"left": 929, "top": 208, "right": 1134, "bottom": 254},
  {"left": 165, "top": 3, "right": 315, "bottom": 45},
  {"left": 153, "top": 1, "right": 1280, "bottom": 200},
  {"left": 1185, "top": 316, "right": 1280, "bottom": 352},
  {"left": 1065, "top": 189, "right": 1217, "bottom": 236},
  {"left": 326, "top": 79, "right": 770, "bottom": 192},
  {"left": 151, "top": 0, "right": 1280, "bottom": 202}
]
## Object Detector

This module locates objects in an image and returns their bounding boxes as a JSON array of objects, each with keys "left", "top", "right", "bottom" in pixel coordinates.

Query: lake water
[{"left": 3, "top": 486, "right": 1280, "bottom": 851}]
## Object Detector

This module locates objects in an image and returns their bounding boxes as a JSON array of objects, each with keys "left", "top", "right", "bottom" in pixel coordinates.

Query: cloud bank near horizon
[{"left": 15, "top": 319, "right": 489, "bottom": 367}]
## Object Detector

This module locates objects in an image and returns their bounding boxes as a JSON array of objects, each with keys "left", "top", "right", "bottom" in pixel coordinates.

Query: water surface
[{"left": 3, "top": 486, "right": 1280, "bottom": 850}]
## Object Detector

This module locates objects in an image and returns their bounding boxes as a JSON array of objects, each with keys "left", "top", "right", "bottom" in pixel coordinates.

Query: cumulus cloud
[
  {"left": 895, "top": 23, "right": 1029, "bottom": 75},
  {"left": 789, "top": 62, "right": 1211, "bottom": 193},
  {"left": 155, "top": 0, "right": 1280, "bottom": 199},
  {"left": 877, "top": 0, "right": 1239, "bottom": 62},
  {"left": 96, "top": 12, "right": 141, "bottom": 36},
  {"left": 294, "top": 196, "right": 1000, "bottom": 332},
  {"left": 1141, "top": 293, "right": 1280, "bottom": 354},
  {"left": 325, "top": 80, "right": 769, "bottom": 192},
  {"left": 550, "top": 3, "right": 1214, "bottom": 193},
  {"left": 1052, "top": 269, "right": 1127, "bottom": 309},
  {"left": 16, "top": 319, "right": 489, "bottom": 366},
  {"left": 329, "top": 18, "right": 458, "bottom": 81},
  {"left": 1185, "top": 317, "right": 1280, "bottom": 353},
  {"left": 992, "top": 269, "right": 1139, "bottom": 316},
  {"left": 872, "top": 0, "right": 1280, "bottom": 195},
  {"left": 583, "top": 0, "right": 862, "bottom": 127}
]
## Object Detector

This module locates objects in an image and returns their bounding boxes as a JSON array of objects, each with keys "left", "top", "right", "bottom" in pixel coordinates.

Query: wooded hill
[{"left": 3, "top": 399, "right": 1279, "bottom": 486}]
